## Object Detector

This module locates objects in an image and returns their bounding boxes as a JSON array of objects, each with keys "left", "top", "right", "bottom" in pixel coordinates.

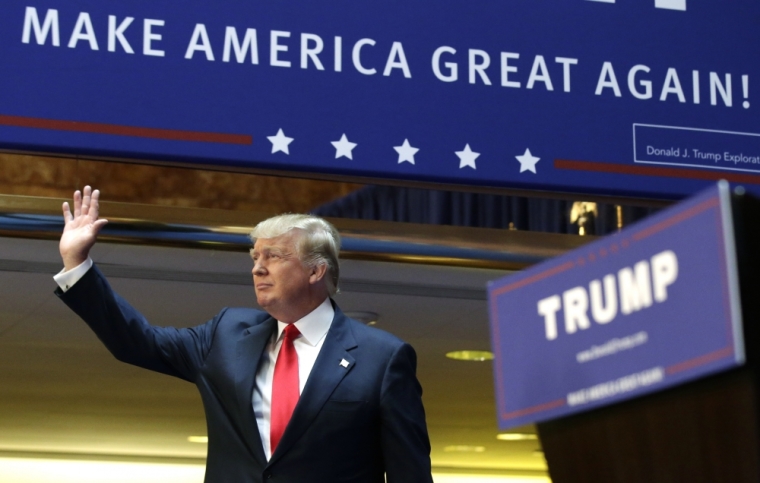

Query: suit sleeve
[
  {"left": 380, "top": 342, "right": 434, "bottom": 483},
  {"left": 56, "top": 264, "right": 219, "bottom": 383}
]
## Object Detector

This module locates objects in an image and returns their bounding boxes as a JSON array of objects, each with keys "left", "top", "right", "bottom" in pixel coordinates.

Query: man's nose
[{"left": 253, "top": 260, "right": 266, "bottom": 275}]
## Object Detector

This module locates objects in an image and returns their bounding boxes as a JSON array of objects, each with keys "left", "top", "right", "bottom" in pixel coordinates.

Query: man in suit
[{"left": 55, "top": 186, "right": 433, "bottom": 483}]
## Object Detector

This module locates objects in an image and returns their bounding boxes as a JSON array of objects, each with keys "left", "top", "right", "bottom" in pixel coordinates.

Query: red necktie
[{"left": 270, "top": 324, "right": 300, "bottom": 453}]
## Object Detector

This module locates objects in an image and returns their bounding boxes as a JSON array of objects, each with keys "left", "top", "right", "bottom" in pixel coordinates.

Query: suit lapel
[
  {"left": 235, "top": 316, "right": 277, "bottom": 464},
  {"left": 267, "top": 308, "right": 357, "bottom": 466}
]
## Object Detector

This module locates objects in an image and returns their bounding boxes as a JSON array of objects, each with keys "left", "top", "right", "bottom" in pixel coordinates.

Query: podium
[
  {"left": 487, "top": 185, "right": 760, "bottom": 482},
  {"left": 537, "top": 192, "right": 760, "bottom": 482}
]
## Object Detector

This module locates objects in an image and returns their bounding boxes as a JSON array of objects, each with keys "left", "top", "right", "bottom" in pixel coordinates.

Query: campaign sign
[
  {"left": 487, "top": 181, "right": 744, "bottom": 429},
  {"left": 0, "top": 1, "right": 758, "bottom": 200}
]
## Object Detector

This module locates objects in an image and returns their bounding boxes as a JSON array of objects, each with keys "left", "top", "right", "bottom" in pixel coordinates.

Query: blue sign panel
[
  {"left": 487, "top": 182, "right": 744, "bottom": 429},
  {"left": 0, "top": 1, "right": 757, "bottom": 200}
]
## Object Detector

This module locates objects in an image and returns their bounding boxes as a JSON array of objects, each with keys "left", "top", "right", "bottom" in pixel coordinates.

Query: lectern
[{"left": 488, "top": 183, "right": 760, "bottom": 482}]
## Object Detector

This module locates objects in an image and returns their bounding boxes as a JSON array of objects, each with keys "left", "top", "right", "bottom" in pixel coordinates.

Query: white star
[
  {"left": 267, "top": 128, "right": 294, "bottom": 154},
  {"left": 331, "top": 134, "right": 357, "bottom": 160},
  {"left": 515, "top": 148, "right": 540, "bottom": 173},
  {"left": 394, "top": 139, "right": 419, "bottom": 164},
  {"left": 456, "top": 144, "right": 480, "bottom": 169}
]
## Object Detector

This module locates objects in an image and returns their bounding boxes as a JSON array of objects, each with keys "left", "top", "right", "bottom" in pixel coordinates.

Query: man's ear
[{"left": 309, "top": 263, "right": 328, "bottom": 285}]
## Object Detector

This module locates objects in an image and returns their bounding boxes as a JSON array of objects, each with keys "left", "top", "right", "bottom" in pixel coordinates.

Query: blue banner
[
  {"left": 0, "top": 1, "right": 757, "bottom": 200},
  {"left": 487, "top": 182, "right": 744, "bottom": 428}
]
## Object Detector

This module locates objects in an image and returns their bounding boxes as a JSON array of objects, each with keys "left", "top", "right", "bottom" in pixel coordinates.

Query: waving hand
[{"left": 59, "top": 186, "right": 109, "bottom": 271}]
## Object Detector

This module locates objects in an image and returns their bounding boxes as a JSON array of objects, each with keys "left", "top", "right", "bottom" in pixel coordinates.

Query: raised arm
[
  {"left": 56, "top": 186, "right": 214, "bottom": 381},
  {"left": 60, "top": 186, "right": 108, "bottom": 270}
]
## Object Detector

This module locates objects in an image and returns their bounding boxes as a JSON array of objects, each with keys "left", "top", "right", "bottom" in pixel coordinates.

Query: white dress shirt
[
  {"left": 253, "top": 298, "right": 333, "bottom": 460},
  {"left": 54, "top": 257, "right": 93, "bottom": 292},
  {"left": 54, "top": 258, "right": 335, "bottom": 461}
]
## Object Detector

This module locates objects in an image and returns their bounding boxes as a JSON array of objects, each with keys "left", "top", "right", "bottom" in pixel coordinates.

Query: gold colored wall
[{"left": 0, "top": 153, "right": 361, "bottom": 213}]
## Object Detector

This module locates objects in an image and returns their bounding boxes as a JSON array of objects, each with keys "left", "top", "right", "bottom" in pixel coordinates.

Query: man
[{"left": 55, "top": 186, "right": 433, "bottom": 483}]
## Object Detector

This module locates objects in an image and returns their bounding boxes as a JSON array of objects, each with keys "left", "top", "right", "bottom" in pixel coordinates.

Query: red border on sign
[
  {"left": 492, "top": 193, "right": 736, "bottom": 422},
  {"left": 0, "top": 114, "right": 252, "bottom": 145},
  {"left": 554, "top": 159, "right": 760, "bottom": 185}
]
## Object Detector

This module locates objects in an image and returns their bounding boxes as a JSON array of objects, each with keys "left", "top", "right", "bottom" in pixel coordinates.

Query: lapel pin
[{"left": 340, "top": 358, "right": 349, "bottom": 368}]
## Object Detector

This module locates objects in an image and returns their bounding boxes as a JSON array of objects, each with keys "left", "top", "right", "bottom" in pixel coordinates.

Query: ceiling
[{"left": 0, "top": 234, "right": 549, "bottom": 478}]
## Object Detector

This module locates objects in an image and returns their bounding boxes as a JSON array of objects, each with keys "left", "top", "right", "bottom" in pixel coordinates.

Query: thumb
[{"left": 92, "top": 219, "right": 109, "bottom": 235}]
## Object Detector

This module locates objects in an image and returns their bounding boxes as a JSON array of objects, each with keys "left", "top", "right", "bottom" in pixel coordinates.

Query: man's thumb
[{"left": 93, "top": 219, "right": 109, "bottom": 234}]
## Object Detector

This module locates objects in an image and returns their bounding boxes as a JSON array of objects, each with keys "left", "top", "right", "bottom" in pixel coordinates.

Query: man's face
[{"left": 251, "top": 231, "right": 314, "bottom": 320}]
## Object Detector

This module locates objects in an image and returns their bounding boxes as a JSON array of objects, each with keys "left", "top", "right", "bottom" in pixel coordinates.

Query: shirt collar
[{"left": 276, "top": 298, "right": 334, "bottom": 347}]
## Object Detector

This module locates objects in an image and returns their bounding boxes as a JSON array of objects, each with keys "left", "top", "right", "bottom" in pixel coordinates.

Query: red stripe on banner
[
  {"left": 501, "top": 398, "right": 566, "bottom": 420},
  {"left": 631, "top": 196, "right": 719, "bottom": 242},
  {"left": 491, "top": 261, "right": 575, "bottom": 296},
  {"left": 554, "top": 159, "right": 760, "bottom": 185},
  {"left": 0, "top": 114, "right": 252, "bottom": 145},
  {"left": 665, "top": 346, "right": 735, "bottom": 375}
]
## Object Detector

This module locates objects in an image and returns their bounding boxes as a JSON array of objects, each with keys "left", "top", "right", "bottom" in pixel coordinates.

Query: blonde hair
[{"left": 249, "top": 214, "right": 341, "bottom": 295}]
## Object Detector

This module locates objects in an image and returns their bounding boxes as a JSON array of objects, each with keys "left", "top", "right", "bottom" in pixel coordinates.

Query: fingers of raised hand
[
  {"left": 89, "top": 189, "right": 101, "bottom": 219},
  {"left": 81, "top": 186, "right": 92, "bottom": 216},
  {"left": 62, "top": 202, "right": 73, "bottom": 223},
  {"left": 73, "top": 190, "right": 82, "bottom": 218}
]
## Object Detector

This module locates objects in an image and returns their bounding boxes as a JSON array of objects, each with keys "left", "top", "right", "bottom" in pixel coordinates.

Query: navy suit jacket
[{"left": 57, "top": 266, "right": 433, "bottom": 483}]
